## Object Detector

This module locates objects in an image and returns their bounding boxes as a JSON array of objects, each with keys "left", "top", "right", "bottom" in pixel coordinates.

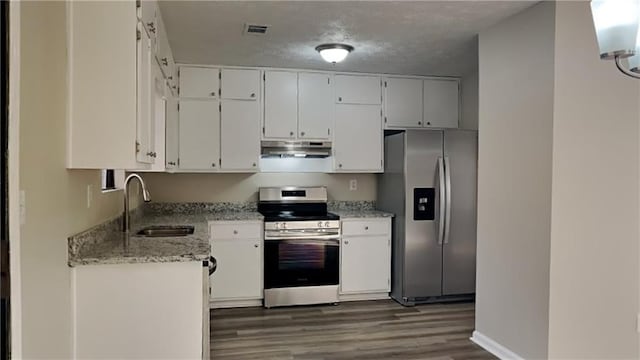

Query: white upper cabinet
[
  {"left": 67, "top": 1, "right": 151, "bottom": 169},
  {"left": 221, "top": 69, "right": 260, "bottom": 100},
  {"left": 298, "top": 72, "right": 333, "bottom": 140},
  {"left": 264, "top": 71, "right": 298, "bottom": 139},
  {"left": 178, "top": 100, "right": 220, "bottom": 171},
  {"left": 334, "top": 104, "right": 383, "bottom": 172},
  {"left": 138, "top": 0, "right": 157, "bottom": 52},
  {"left": 136, "top": 22, "right": 155, "bottom": 165},
  {"left": 179, "top": 67, "right": 219, "bottom": 99},
  {"left": 220, "top": 100, "right": 260, "bottom": 171},
  {"left": 165, "top": 92, "right": 179, "bottom": 171},
  {"left": 423, "top": 79, "right": 459, "bottom": 128},
  {"left": 155, "top": 12, "right": 176, "bottom": 85},
  {"left": 384, "top": 77, "right": 423, "bottom": 128},
  {"left": 335, "top": 75, "right": 382, "bottom": 105}
]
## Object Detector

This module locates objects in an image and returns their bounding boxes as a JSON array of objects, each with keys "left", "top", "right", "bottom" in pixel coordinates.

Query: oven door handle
[
  {"left": 267, "top": 238, "right": 340, "bottom": 246},
  {"left": 264, "top": 233, "right": 340, "bottom": 240}
]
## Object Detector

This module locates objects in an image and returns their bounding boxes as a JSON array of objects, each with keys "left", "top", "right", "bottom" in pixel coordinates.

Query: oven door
[{"left": 264, "top": 236, "right": 339, "bottom": 289}]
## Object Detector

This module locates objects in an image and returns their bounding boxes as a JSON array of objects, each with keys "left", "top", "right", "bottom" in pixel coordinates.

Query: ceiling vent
[{"left": 244, "top": 24, "right": 269, "bottom": 36}]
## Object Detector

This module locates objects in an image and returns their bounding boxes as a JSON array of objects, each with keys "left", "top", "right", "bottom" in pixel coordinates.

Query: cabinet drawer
[
  {"left": 210, "top": 222, "right": 262, "bottom": 240},
  {"left": 342, "top": 219, "right": 390, "bottom": 236}
]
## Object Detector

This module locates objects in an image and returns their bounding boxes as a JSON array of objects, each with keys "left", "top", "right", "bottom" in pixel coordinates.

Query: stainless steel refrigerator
[{"left": 377, "top": 130, "right": 477, "bottom": 306}]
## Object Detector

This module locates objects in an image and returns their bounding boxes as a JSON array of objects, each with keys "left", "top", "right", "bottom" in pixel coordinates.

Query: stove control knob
[
  {"left": 318, "top": 221, "right": 323, "bottom": 228},
  {"left": 325, "top": 222, "right": 330, "bottom": 228}
]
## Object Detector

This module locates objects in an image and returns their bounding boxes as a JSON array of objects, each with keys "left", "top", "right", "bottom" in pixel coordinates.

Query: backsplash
[{"left": 138, "top": 172, "right": 377, "bottom": 203}]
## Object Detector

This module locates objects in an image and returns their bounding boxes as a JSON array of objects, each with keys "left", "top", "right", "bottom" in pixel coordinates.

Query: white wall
[
  {"left": 475, "top": 2, "right": 555, "bottom": 358},
  {"left": 139, "top": 172, "right": 377, "bottom": 203},
  {"left": 548, "top": 2, "right": 639, "bottom": 358},
  {"left": 461, "top": 36, "right": 479, "bottom": 131},
  {"left": 18, "top": 2, "right": 124, "bottom": 357}
]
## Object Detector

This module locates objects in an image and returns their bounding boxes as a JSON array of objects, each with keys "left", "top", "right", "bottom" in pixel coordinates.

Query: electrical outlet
[
  {"left": 87, "top": 184, "right": 93, "bottom": 209},
  {"left": 349, "top": 179, "right": 358, "bottom": 191},
  {"left": 19, "top": 190, "right": 26, "bottom": 225}
]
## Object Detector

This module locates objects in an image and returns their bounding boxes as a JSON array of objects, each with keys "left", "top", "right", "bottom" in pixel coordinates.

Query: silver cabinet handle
[
  {"left": 289, "top": 131, "right": 294, "bottom": 136},
  {"left": 168, "top": 161, "right": 176, "bottom": 166},
  {"left": 250, "top": 93, "right": 256, "bottom": 98},
  {"left": 418, "top": 121, "right": 422, "bottom": 126},
  {"left": 211, "top": 163, "right": 216, "bottom": 168},
  {"left": 344, "top": 240, "right": 349, "bottom": 245},
  {"left": 427, "top": 122, "right": 431, "bottom": 126},
  {"left": 252, "top": 163, "right": 257, "bottom": 167},
  {"left": 233, "top": 230, "right": 238, "bottom": 235},
  {"left": 437, "top": 157, "right": 446, "bottom": 245},
  {"left": 364, "top": 226, "right": 369, "bottom": 230},
  {"left": 147, "top": 22, "right": 156, "bottom": 33},
  {"left": 338, "top": 97, "right": 342, "bottom": 102},
  {"left": 210, "top": 91, "right": 216, "bottom": 97},
  {"left": 443, "top": 156, "right": 452, "bottom": 244},
  {"left": 254, "top": 244, "right": 259, "bottom": 248},
  {"left": 161, "top": 58, "right": 168, "bottom": 66},
  {"left": 300, "top": 131, "right": 305, "bottom": 136},
  {"left": 338, "top": 164, "right": 343, "bottom": 168}
]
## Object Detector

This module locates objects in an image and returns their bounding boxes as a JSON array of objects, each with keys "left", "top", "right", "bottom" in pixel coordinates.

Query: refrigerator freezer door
[
  {"left": 442, "top": 130, "right": 477, "bottom": 295},
  {"left": 403, "top": 130, "right": 444, "bottom": 299}
]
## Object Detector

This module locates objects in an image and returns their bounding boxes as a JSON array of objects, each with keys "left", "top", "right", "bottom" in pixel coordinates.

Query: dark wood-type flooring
[{"left": 210, "top": 300, "right": 495, "bottom": 360}]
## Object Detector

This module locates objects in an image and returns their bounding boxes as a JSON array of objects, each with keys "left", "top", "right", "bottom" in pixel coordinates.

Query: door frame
[{"left": 7, "top": 0, "right": 22, "bottom": 357}]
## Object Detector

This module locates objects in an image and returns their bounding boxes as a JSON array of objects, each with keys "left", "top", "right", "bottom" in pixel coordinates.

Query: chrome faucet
[{"left": 123, "top": 173, "right": 151, "bottom": 233}]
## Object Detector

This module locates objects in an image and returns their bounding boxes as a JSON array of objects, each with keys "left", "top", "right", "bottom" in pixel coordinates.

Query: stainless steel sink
[{"left": 136, "top": 225, "right": 195, "bottom": 237}]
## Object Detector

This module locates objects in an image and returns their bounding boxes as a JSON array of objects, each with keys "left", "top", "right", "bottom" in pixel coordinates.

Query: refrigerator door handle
[
  {"left": 437, "top": 157, "right": 446, "bottom": 245},
  {"left": 444, "top": 156, "right": 452, "bottom": 244}
]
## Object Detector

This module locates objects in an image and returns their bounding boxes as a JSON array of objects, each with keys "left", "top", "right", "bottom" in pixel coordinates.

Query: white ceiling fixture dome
[{"left": 315, "top": 43, "right": 354, "bottom": 63}]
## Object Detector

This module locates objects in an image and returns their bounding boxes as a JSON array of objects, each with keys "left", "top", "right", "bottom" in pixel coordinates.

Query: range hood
[{"left": 261, "top": 141, "right": 332, "bottom": 158}]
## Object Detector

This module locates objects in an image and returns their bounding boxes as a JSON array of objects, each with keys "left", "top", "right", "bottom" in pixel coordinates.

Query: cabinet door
[
  {"left": 335, "top": 75, "right": 381, "bottom": 105},
  {"left": 220, "top": 100, "right": 260, "bottom": 171},
  {"left": 155, "top": 14, "right": 173, "bottom": 79},
  {"left": 210, "top": 239, "right": 262, "bottom": 300},
  {"left": 136, "top": 23, "right": 154, "bottom": 164},
  {"left": 384, "top": 77, "right": 423, "bottom": 128},
  {"left": 178, "top": 100, "right": 220, "bottom": 170},
  {"left": 139, "top": 1, "right": 157, "bottom": 52},
  {"left": 264, "top": 71, "right": 297, "bottom": 139},
  {"left": 221, "top": 69, "right": 260, "bottom": 100},
  {"left": 423, "top": 79, "right": 459, "bottom": 128},
  {"left": 165, "top": 94, "right": 179, "bottom": 170},
  {"left": 334, "top": 104, "right": 383, "bottom": 172},
  {"left": 299, "top": 72, "right": 333, "bottom": 140},
  {"left": 341, "top": 235, "right": 391, "bottom": 294},
  {"left": 179, "top": 67, "right": 219, "bottom": 99}
]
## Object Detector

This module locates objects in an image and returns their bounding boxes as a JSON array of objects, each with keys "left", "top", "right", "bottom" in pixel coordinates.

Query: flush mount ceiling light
[
  {"left": 591, "top": 0, "right": 640, "bottom": 79},
  {"left": 315, "top": 43, "right": 354, "bottom": 64}
]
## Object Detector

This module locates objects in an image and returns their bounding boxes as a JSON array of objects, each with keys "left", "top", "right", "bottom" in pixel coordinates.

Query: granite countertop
[
  {"left": 331, "top": 209, "right": 394, "bottom": 218},
  {"left": 68, "top": 203, "right": 263, "bottom": 267},
  {"left": 68, "top": 201, "right": 392, "bottom": 267}
]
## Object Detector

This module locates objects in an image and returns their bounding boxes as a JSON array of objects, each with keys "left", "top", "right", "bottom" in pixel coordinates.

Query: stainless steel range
[{"left": 258, "top": 186, "right": 340, "bottom": 308}]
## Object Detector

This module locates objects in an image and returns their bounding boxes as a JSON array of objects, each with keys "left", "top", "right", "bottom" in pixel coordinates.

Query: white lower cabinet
[
  {"left": 340, "top": 218, "right": 392, "bottom": 300},
  {"left": 72, "top": 262, "right": 204, "bottom": 359},
  {"left": 209, "top": 221, "right": 263, "bottom": 308}
]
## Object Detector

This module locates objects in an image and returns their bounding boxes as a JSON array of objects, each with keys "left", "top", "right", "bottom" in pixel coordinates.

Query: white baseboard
[
  {"left": 339, "top": 292, "right": 390, "bottom": 302},
  {"left": 470, "top": 330, "right": 524, "bottom": 360},
  {"left": 210, "top": 299, "right": 263, "bottom": 309}
]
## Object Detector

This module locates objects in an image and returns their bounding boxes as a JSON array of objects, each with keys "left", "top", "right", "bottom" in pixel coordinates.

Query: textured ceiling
[{"left": 159, "top": 1, "right": 538, "bottom": 77}]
